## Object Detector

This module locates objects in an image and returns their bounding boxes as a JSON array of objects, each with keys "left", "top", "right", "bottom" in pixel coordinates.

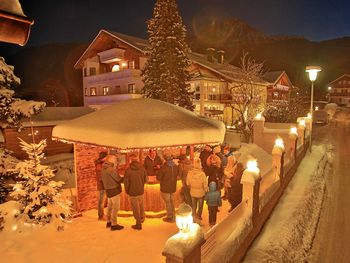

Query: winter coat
[
  {"left": 199, "top": 149, "right": 211, "bottom": 173},
  {"left": 228, "top": 162, "right": 244, "bottom": 209},
  {"left": 157, "top": 160, "right": 179, "bottom": 194},
  {"left": 178, "top": 158, "right": 192, "bottom": 186},
  {"left": 207, "top": 165, "right": 222, "bottom": 185},
  {"left": 143, "top": 155, "right": 163, "bottom": 176},
  {"left": 186, "top": 168, "right": 208, "bottom": 198},
  {"left": 101, "top": 162, "right": 123, "bottom": 198},
  {"left": 124, "top": 161, "right": 148, "bottom": 196},
  {"left": 95, "top": 160, "right": 104, "bottom": 191},
  {"left": 205, "top": 182, "right": 222, "bottom": 207},
  {"left": 206, "top": 154, "right": 222, "bottom": 169}
]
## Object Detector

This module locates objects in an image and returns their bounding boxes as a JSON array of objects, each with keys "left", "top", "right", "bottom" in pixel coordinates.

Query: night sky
[{"left": 2, "top": 0, "right": 350, "bottom": 52}]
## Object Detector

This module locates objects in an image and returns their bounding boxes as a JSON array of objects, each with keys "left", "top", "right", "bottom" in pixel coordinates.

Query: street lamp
[{"left": 305, "top": 66, "right": 322, "bottom": 152}]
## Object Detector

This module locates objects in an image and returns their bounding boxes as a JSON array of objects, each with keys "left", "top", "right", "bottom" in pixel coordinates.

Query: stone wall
[{"left": 74, "top": 143, "right": 106, "bottom": 212}]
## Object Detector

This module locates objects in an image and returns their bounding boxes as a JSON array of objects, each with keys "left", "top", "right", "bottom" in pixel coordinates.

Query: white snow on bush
[
  {"left": 10, "top": 100, "right": 46, "bottom": 118},
  {"left": 243, "top": 144, "right": 332, "bottom": 262}
]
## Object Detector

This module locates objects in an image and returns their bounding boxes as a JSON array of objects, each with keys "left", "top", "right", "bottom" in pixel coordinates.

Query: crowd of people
[{"left": 94, "top": 145, "right": 244, "bottom": 231}]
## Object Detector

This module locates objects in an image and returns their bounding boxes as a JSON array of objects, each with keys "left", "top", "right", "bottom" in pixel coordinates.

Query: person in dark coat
[
  {"left": 206, "top": 152, "right": 222, "bottom": 188},
  {"left": 199, "top": 145, "right": 212, "bottom": 176},
  {"left": 124, "top": 154, "right": 148, "bottom": 230},
  {"left": 228, "top": 162, "right": 244, "bottom": 212},
  {"left": 205, "top": 181, "right": 222, "bottom": 226},
  {"left": 143, "top": 149, "right": 163, "bottom": 177},
  {"left": 101, "top": 155, "right": 124, "bottom": 231},
  {"left": 157, "top": 155, "right": 179, "bottom": 222},
  {"left": 95, "top": 151, "right": 107, "bottom": 220}
]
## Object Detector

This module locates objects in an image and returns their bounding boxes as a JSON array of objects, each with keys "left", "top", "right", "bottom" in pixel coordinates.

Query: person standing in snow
[
  {"left": 157, "top": 155, "right": 179, "bottom": 222},
  {"left": 205, "top": 181, "right": 222, "bottom": 226},
  {"left": 206, "top": 147, "right": 222, "bottom": 188},
  {"left": 227, "top": 162, "right": 244, "bottom": 212},
  {"left": 144, "top": 149, "right": 163, "bottom": 177},
  {"left": 178, "top": 154, "right": 192, "bottom": 207},
  {"left": 186, "top": 157, "right": 208, "bottom": 221},
  {"left": 95, "top": 151, "right": 108, "bottom": 220},
  {"left": 124, "top": 154, "right": 148, "bottom": 230},
  {"left": 199, "top": 145, "right": 212, "bottom": 176},
  {"left": 101, "top": 155, "right": 124, "bottom": 231}
]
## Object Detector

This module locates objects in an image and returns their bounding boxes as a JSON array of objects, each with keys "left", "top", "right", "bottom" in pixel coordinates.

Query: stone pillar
[
  {"left": 272, "top": 145, "right": 285, "bottom": 182},
  {"left": 241, "top": 167, "right": 261, "bottom": 224},
  {"left": 162, "top": 224, "right": 205, "bottom": 263},
  {"left": 253, "top": 116, "right": 265, "bottom": 144}
]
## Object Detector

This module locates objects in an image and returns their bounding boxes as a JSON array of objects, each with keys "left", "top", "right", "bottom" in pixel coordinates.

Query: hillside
[
  {"left": 189, "top": 18, "right": 350, "bottom": 99},
  {"left": 3, "top": 17, "right": 350, "bottom": 104},
  {"left": 4, "top": 43, "right": 87, "bottom": 106}
]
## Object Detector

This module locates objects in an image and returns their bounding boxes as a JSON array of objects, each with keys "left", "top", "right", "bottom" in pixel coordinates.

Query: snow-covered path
[
  {"left": 243, "top": 128, "right": 332, "bottom": 262},
  {"left": 309, "top": 121, "right": 350, "bottom": 262}
]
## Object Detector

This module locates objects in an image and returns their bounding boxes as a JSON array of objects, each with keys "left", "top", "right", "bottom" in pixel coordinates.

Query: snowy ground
[
  {"left": 0, "top": 197, "right": 231, "bottom": 263},
  {"left": 243, "top": 143, "right": 332, "bottom": 262}
]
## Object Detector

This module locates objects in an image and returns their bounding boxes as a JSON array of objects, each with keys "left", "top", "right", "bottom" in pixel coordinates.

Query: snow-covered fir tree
[
  {"left": 0, "top": 57, "right": 45, "bottom": 128},
  {"left": 10, "top": 138, "right": 71, "bottom": 230},
  {"left": 141, "top": 0, "right": 194, "bottom": 111}
]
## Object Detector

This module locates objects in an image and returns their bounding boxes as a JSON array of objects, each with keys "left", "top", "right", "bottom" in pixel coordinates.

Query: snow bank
[
  {"left": 208, "top": 210, "right": 253, "bottom": 263},
  {"left": 244, "top": 144, "right": 332, "bottom": 262}
]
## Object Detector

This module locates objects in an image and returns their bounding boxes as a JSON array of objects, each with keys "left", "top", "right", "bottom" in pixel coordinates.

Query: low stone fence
[{"left": 163, "top": 116, "right": 310, "bottom": 263}]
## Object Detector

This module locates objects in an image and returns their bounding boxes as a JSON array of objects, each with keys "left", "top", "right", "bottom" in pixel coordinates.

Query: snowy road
[{"left": 309, "top": 120, "right": 350, "bottom": 263}]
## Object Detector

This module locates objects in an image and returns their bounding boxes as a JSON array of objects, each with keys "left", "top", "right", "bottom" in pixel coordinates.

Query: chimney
[
  {"left": 206, "top": 48, "right": 215, "bottom": 62},
  {"left": 217, "top": 50, "right": 225, "bottom": 64}
]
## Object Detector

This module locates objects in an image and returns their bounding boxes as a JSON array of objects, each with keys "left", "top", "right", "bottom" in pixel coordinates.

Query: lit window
[
  {"left": 103, "top": 87, "right": 109, "bottom": 95},
  {"left": 128, "top": 83, "right": 136, "bottom": 94},
  {"left": 128, "top": 61, "right": 135, "bottom": 69},
  {"left": 83, "top": 68, "right": 88, "bottom": 77},
  {"left": 121, "top": 62, "right": 127, "bottom": 69},
  {"left": 85, "top": 88, "right": 89, "bottom": 96},
  {"left": 90, "top": 87, "right": 97, "bottom": 96},
  {"left": 112, "top": 64, "right": 120, "bottom": 72}
]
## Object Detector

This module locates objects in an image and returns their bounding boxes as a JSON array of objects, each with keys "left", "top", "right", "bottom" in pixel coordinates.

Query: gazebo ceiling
[{"left": 52, "top": 99, "right": 225, "bottom": 149}]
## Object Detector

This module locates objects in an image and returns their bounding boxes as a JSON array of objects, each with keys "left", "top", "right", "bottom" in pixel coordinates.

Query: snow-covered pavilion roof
[{"left": 52, "top": 99, "right": 225, "bottom": 149}]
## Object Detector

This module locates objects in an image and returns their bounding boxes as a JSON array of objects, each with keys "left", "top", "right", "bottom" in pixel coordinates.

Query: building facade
[
  {"left": 76, "top": 30, "right": 287, "bottom": 123},
  {"left": 328, "top": 74, "right": 350, "bottom": 105}
]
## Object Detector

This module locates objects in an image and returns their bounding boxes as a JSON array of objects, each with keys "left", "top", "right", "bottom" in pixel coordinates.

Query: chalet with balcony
[
  {"left": 75, "top": 30, "right": 269, "bottom": 123},
  {"left": 263, "top": 71, "right": 294, "bottom": 103},
  {"left": 328, "top": 74, "right": 350, "bottom": 105}
]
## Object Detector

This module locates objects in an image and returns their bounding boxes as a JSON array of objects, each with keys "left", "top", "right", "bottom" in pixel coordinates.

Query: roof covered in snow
[
  {"left": 21, "top": 107, "right": 95, "bottom": 127},
  {"left": 0, "top": 0, "right": 33, "bottom": 45},
  {"left": 75, "top": 30, "right": 268, "bottom": 85},
  {"left": 52, "top": 99, "right": 225, "bottom": 149}
]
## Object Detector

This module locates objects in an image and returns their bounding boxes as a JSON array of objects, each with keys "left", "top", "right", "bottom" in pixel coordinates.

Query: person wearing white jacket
[{"left": 186, "top": 158, "right": 208, "bottom": 221}]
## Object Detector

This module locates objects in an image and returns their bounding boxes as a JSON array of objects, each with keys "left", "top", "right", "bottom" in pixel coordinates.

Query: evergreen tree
[
  {"left": 142, "top": 0, "right": 194, "bottom": 111},
  {"left": 0, "top": 148, "right": 18, "bottom": 204},
  {"left": 0, "top": 57, "right": 45, "bottom": 128},
  {"left": 10, "top": 138, "right": 71, "bottom": 230}
]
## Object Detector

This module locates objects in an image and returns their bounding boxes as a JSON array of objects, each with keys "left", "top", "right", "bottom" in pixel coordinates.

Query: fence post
[
  {"left": 289, "top": 128, "right": 298, "bottom": 161},
  {"left": 252, "top": 115, "right": 265, "bottom": 144},
  {"left": 241, "top": 159, "right": 261, "bottom": 225},
  {"left": 162, "top": 204, "right": 205, "bottom": 263},
  {"left": 272, "top": 138, "right": 285, "bottom": 182}
]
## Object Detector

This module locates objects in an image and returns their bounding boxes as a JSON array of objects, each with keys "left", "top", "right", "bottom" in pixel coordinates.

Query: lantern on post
[{"left": 175, "top": 203, "right": 193, "bottom": 233}]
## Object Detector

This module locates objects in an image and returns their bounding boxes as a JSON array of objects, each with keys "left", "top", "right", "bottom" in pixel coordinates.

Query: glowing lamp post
[
  {"left": 272, "top": 137, "right": 285, "bottom": 181},
  {"left": 306, "top": 66, "right": 322, "bottom": 153},
  {"left": 176, "top": 203, "right": 193, "bottom": 233},
  {"left": 274, "top": 137, "right": 285, "bottom": 151}
]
